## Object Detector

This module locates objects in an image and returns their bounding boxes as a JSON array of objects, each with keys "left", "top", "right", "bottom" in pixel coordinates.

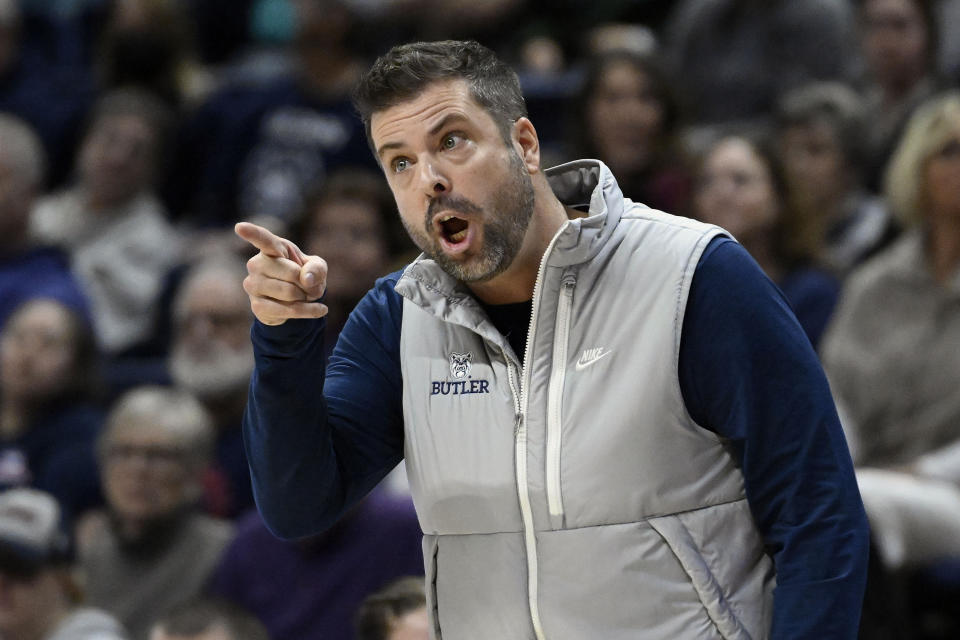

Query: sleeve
[
  {"left": 679, "top": 237, "right": 870, "bottom": 640},
  {"left": 243, "top": 271, "right": 406, "bottom": 539}
]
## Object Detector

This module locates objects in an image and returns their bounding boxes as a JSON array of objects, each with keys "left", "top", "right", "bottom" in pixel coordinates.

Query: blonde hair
[{"left": 885, "top": 92, "right": 960, "bottom": 227}]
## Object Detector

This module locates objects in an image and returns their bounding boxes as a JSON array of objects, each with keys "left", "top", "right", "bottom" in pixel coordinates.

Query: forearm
[
  {"left": 245, "top": 318, "right": 349, "bottom": 538},
  {"left": 244, "top": 276, "right": 407, "bottom": 539}
]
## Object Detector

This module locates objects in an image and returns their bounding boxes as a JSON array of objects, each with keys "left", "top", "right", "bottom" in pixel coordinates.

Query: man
[
  {"left": 148, "top": 599, "right": 268, "bottom": 640},
  {"left": 0, "top": 488, "right": 127, "bottom": 640},
  {"left": 79, "top": 386, "right": 233, "bottom": 640},
  {"left": 169, "top": 256, "right": 257, "bottom": 517},
  {"left": 171, "top": 0, "right": 374, "bottom": 230},
  {"left": 237, "top": 40, "right": 869, "bottom": 639}
]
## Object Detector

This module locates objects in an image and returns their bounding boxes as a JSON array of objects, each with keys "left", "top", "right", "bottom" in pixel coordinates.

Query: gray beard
[
  {"left": 169, "top": 341, "right": 254, "bottom": 400},
  {"left": 415, "top": 150, "right": 536, "bottom": 283}
]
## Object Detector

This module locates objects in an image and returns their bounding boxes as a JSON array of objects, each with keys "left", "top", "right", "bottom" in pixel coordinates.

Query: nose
[{"left": 421, "top": 160, "right": 450, "bottom": 198}]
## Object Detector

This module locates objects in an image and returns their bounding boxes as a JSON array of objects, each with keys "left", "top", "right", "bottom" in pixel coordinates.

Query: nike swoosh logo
[{"left": 575, "top": 349, "right": 612, "bottom": 371}]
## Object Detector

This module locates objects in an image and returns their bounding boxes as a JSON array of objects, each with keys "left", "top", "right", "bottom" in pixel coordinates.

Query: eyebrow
[{"left": 376, "top": 113, "right": 470, "bottom": 159}]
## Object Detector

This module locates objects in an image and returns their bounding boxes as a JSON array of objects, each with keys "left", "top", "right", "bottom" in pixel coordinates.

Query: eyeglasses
[{"left": 103, "top": 443, "right": 185, "bottom": 467}]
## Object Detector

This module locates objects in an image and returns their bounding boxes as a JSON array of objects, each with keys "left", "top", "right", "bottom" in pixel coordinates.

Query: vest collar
[
  {"left": 543, "top": 159, "right": 627, "bottom": 268},
  {"left": 395, "top": 159, "right": 630, "bottom": 338}
]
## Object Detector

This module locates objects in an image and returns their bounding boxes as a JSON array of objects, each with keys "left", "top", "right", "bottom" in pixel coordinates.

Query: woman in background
[
  {"left": 775, "top": 81, "right": 899, "bottom": 278},
  {"left": 0, "top": 298, "right": 103, "bottom": 524},
  {"left": 821, "top": 91, "right": 960, "bottom": 638},
  {"left": 567, "top": 49, "right": 691, "bottom": 215},
  {"left": 692, "top": 134, "right": 840, "bottom": 348}
]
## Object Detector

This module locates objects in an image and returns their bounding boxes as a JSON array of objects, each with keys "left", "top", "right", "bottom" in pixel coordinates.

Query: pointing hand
[{"left": 235, "top": 222, "right": 329, "bottom": 325}]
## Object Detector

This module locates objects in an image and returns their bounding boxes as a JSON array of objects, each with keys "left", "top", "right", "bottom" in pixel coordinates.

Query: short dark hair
[
  {"left": 569, "top": 49, "right": 683, "bottom": 161},
  {"left": 82, "top": 87, "right": 175, "bottom": 179},
  {"left": 352, "top": 40, "right": 528, "bottom": 150},
  {"left": 151, "top": 599, "right": 270, "bottom": 640},
  {"left": 1, "top": 298, "right": 101, "bottom": 404},
  {"left": 354, "top": 576, "right": 427, "bottom": 640},
  {"left": 776, "top": 82, "right": 867, "bottom": 174},
  {"left": 856, "top": 0, "right": 939, "bottom": 70}
]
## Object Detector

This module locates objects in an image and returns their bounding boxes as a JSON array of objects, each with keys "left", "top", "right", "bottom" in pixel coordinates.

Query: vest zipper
[
  {"left": 546, "top": 275, "right": 576, "bottom": 525},
  {"left": 512, "top": 223, "right": 568, "bottom": 640}
]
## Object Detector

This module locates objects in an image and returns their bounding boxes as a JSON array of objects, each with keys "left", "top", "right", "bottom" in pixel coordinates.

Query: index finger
[{"left": 235, "top": 222, "right": 287, "bottom": 258}]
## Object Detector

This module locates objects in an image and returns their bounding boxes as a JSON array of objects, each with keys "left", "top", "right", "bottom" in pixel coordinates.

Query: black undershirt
[{"left": 477, "top": 299, "right": 533, "bottom": 366}]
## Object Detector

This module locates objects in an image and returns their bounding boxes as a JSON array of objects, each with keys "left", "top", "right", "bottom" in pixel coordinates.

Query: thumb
[{"left": 300, "top": 255, "right": 328, "bottom": 299}]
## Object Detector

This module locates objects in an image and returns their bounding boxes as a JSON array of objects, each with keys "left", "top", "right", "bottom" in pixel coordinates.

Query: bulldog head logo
[{"left": 449, "top": 352, "right": 472, "bottom": 379}]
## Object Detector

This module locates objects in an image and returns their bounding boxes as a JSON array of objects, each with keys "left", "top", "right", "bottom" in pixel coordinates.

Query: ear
[{"left": 512, "top": 117, "right": 541, "bottom": 173}]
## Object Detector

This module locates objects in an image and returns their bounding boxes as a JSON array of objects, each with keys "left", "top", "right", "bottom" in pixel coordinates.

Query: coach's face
[{"left": 370, "top": 79, "right": 535, "bottom": 283}]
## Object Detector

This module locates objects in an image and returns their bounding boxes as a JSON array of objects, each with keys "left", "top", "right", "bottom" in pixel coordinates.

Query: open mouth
[{"left": 438, "top": 215, "right": 470, "bottom": 244}]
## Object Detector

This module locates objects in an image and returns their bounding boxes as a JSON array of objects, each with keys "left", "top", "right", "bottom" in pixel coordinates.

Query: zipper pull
[{"left": 515, "top": 413, "right": 523, "bottom": 436}]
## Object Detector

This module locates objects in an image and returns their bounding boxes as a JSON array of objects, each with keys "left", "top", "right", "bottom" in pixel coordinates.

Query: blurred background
[{"left": 1, "top": 1, "right": 959, "bottom": 638}]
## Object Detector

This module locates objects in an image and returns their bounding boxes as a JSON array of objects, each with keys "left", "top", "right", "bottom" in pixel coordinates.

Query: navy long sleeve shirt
[{"left": 244, "top": 237, "right": 869, "bottom": 639}]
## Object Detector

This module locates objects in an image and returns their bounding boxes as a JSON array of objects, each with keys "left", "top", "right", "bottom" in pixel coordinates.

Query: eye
[
  {"left": 441, "top": 133, "right": 463, "bottom": 151},
  {"left": 391, "top": 157, "right": 411, "bottom": 174}
]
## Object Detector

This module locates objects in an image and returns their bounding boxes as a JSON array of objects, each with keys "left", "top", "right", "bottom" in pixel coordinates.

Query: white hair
[
  {"left": 172, "top": 255, "right": 250, "bottom": 324},
  {"left": 100, "top": 386, "right": 215, "bottom": 470}
]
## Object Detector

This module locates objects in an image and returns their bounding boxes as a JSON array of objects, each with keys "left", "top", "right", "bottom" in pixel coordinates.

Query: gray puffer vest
[{"left": 395, "top": 160, "right": 775, "bottom": 640}]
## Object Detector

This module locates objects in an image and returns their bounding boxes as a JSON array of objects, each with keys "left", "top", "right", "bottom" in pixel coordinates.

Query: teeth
[
  {"left": 449, "top": 229, "right": 467, "bottom": 242},
  {"left": 440, "top": 215, "right": 454, "bottom": 223}
]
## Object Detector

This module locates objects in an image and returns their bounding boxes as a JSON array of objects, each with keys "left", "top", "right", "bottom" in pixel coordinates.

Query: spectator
[
  {"left": 938, "top": 0, "right": 960, "bottom": 81},
  {"left": 856, "top": 0, "right": 943, "bottom": 191},
  {"left": 0, "top": 488, "right": 126, "bottom": 640},
  {"left": 821, "top": 90, "right": 960, "bottom": 638},
  {"left": 0, "top": 299, "right": 104, "bottom": 524},
  {"left": 0, "top": 113, "right": 88, "bottom": 331},
  {"left": 354, "top": 577, "right": 428, "bottom": 640},
  {"left": 0, "top": 0, "right": 93, "bottom": 187},
  {"left": 168, "top": 256, "right": 256, "bottom": 518},
  {"left": 148, "top": 599, "right": 269, "bottom": 640},
  {"left": 293, "top": 168, "right": 411, "bottom": 353},
  {"left": 78, "top": 387, "right": 233, "bottom": 640},
  {"left": 775, "top": 82, "right": 899, "bottom": 277},
  {"left": 209, "top": 489, "right": 423, "bottom": 640},
  {"left": 566, "top": 49, "right": 691, "bottom": 215},
  {"left": 96, "top": 0, "right": 212, "bottom": 109},
  {"left": 823, "top": 90, "right": 960, "bottom": 475},
  {"left": 692, "top": 134, "right": 840, "bottom": 347},
  {"left": 664, "top": 0, "right": 857, "bottom": 141},
  {"left": 170, "top": 0, "right": 374, "bottom": 231},
  {"left": 31, "top": 89, "right": 183, "bottom": 360}
]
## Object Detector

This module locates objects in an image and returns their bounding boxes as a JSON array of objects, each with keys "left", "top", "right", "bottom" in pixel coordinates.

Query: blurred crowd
[{"left": 0, "top": 0, "right": 959, "bottom": 638}]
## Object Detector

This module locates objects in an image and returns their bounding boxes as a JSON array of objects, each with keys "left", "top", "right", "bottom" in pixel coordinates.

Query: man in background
[{"left": 168, "top": 256, "right": 256, "bottom": 517}]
